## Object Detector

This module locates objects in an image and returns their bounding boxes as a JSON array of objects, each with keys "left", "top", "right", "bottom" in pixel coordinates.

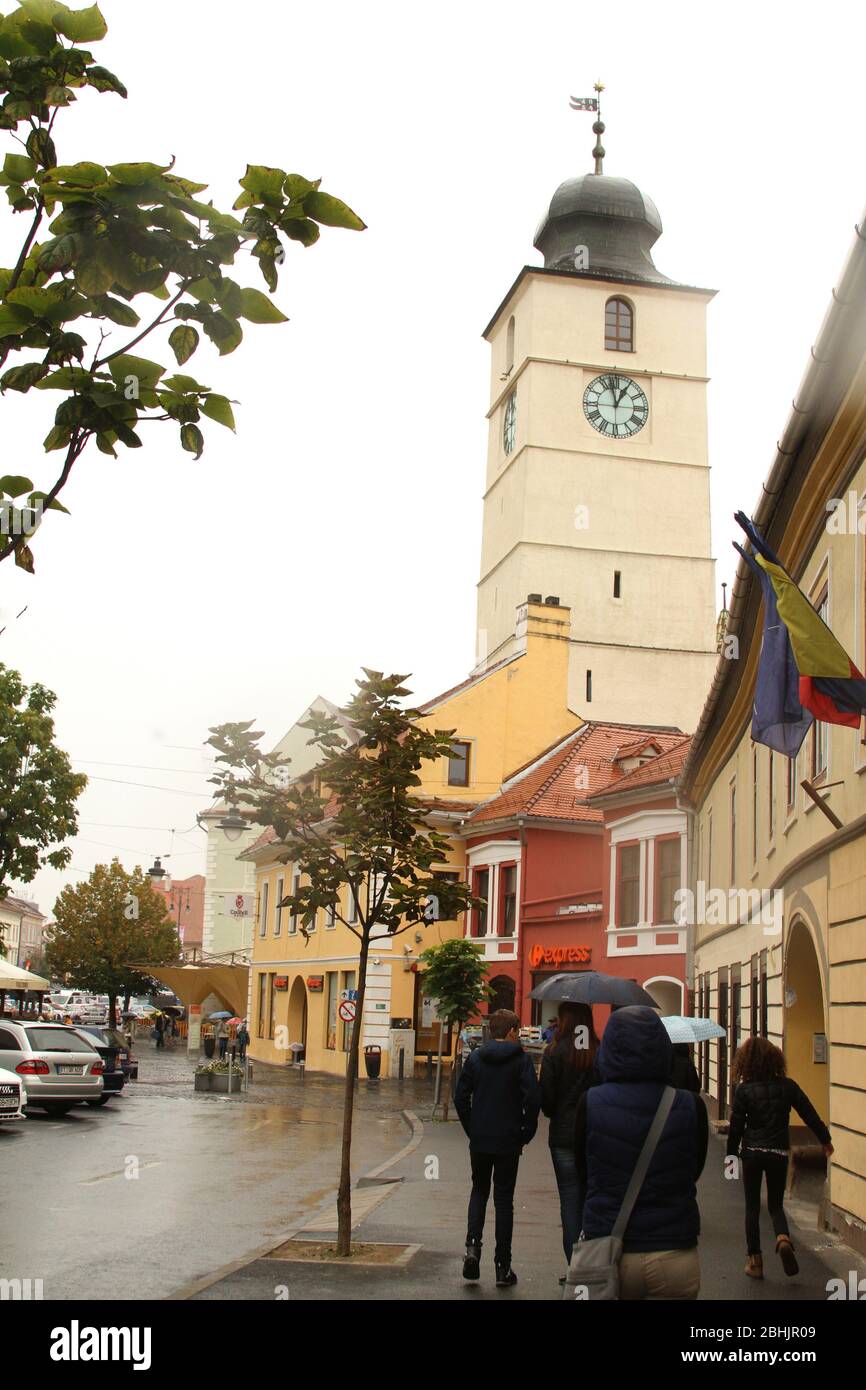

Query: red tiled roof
[
  {"left": 468, "top": 724, "right": 687, "bottom": 827},
  {"left": 587, "top": 736, "right": 692, "bottom": 798}
]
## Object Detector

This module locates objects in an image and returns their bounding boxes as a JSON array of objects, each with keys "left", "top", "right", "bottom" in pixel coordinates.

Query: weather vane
[{"left": 569, "top": 81, "right": 606, "bottom": 174}]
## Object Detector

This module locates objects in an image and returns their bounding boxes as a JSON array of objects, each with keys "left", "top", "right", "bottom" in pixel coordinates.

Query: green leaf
[
  {"left": 1, "top": 361, "right": 49, "bottom": 392},
  {"left": 202, "top": 311, "right": 243, "bottom": 356},
  {"left": 26, "top": 127, "right": 57, "bottom": 169},
  {"left": 238, "top": 287, "right": 287, "bottom": 324},
  {"left": 281, "top": 218, "right": 320, "bottom": 248},
  {"left": 14, "top": 542, "right": 34, "bottom": 573},
  {"left": 95, "top": 431, "right": 117, "bottom": 455},
  {"left": 84, "top": 65, "right": 127, "bottom": 97},
  {"left": 53, "top": 4, "right": 108, "bottom": 42},
  {"left": 35, "top": 366, "right": 93, "bottom": 390},
  {"left": 162, "top": 373, "right": 208, "bottom": 395},
  {"left": 28, "top": 491, "right": 70, "bottom": 514},
  {"left": 180, "top": 423, "right": 204, "bottom": 459},
  {"left": 7, "top": 284, "right": 72, "bottom": 315},
  {"left": 41, "top": 161, "right": 107, "bottom": 187},
  {"left": 106, "top": 161, "right": 173, "bottom": 186},
  {"left": 75, "top": 257, "right": 116, "bottom": 296},
  {"left": 237, "top": 164, "right": 287, "bottom": 206},
  {"left": 168, "top": 325, "right": 199, "bottom": 365},
  {"left": 199, "top": 394, "right": 236, "bottom": 431},
  {"left": 43, "top": 423, "right": 72, "bottom": 452},
  {"left": 91, "top": 295, "right": 140, "bottom": 327},
  {"left": 0, "top": 304, "right": 35, "bottom": 336},
  {"left": 303, "top": 191, "right": 366, "bottom": 231},
  {"left": 3, "top": 153, "right": 36, "bottom": 183},
  {"left": 106, "top": 354, "right": 165, "bottom": 390},
  {"left": 37, "top": 233, "right": 85, "bottom": 273},
  {"left": 0, "top": 475, "right": 34, "bottom": 498},
  {"left": 283, "top": 174, "right": 321, "bottom": 201}
]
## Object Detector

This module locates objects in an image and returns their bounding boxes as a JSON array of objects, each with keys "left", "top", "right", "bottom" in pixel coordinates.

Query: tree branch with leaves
[{"left": 0, "top": 0, "right": 365, "bottom": 571}]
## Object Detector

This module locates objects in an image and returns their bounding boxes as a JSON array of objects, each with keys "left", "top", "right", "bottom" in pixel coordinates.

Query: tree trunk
[
  {"left": 108, "top": 992, "right": 117, "bottom": 1031},
  {"left": 336, "top": 929, "right": 371, "bottom": 1257}
]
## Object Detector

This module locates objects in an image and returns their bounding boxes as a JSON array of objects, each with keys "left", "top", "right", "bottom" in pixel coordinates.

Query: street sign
[
  {"left": 340, "top": 989, "right": 359, "bottom": 1002},
  {"left": 338, "top": 999, "right": 356, "bottom": 1023}
]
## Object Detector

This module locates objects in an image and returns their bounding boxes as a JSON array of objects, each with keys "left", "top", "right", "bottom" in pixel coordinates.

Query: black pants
[
  {"left": 742, "top": 1151, "right": 789, "bottom": 1255},
  {"left": 466, "top": 1151, "right": 520, "bottom": 1263}
]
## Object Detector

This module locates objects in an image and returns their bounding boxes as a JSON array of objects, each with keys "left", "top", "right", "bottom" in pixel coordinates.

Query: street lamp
[
  {"left": 146, "top": 856, "right": 167, "bottom": 880},
  {"left": 216, "top": 807, "right": 247, "bottom": 842}
]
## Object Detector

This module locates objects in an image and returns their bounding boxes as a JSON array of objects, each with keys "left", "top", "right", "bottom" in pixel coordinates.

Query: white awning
[{"left": 0, "top": 960, "right": 50, "bottom": 990}]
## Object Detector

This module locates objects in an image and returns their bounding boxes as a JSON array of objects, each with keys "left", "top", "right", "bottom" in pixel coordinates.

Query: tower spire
[{"left": 591, "top": 81, "right": 605, "bottom": 174}]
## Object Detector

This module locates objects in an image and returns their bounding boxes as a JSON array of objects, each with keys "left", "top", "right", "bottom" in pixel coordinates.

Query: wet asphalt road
[{"left": 0, "top": 1046, "right": 428, "bottom": 1301}]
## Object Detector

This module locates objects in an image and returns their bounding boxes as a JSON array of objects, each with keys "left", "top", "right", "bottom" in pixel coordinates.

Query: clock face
[
  {"left": 583, "top": 373, "right": 648, "bottom": 438},
  {"left": 503, "top": 390, "right": 516, "bottom": 454}
]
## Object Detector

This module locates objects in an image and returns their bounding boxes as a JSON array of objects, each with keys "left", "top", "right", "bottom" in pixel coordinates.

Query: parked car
[
  {"left": 47, "top": 992, "right": 106, "bottom": 1024},
  {"left": 73, "top": 1026, "right": 134, "bottom": 1103},
  {"left": 0, "top": 1065, "right": 26, "bottom": 1123},
  {"left": 0, "top": 1022, "right": 104, "bottom": 1115}
]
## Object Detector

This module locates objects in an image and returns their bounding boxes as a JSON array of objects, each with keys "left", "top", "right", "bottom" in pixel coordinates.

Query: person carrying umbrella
[
  {"left": 726, "top": 1036, "right": 832, "bottom": 1280},
  {"left": 540, "top": 1001, "right": 599, "bottom": 1276}
]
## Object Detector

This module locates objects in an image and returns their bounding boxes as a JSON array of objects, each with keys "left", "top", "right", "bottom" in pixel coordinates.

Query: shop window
[
  {"left": 617, "top": 843, "right": 640, "bottom": 927},
  {"left": 471, "top": 867, "right": 490, "bottom": 937},
  {"left": 448, "top": 740, "right": 471, "bottom": 787},
  {"left": 341, "top": 970, "right": 357, "bottom": 1051},
  {"left": 498, "top": 863, "right": 517, "bottom": 936},
  {"left": 655, "top": 837, "right": 680, "bottom": 923}
]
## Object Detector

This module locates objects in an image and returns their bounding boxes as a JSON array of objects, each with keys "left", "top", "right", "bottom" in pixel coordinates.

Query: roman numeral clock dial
[{"left": 583, "top": 373, "right": 649, "bottom": 438}]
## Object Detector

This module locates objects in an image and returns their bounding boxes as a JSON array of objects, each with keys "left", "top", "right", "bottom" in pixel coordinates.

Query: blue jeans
[{"left": 550, "top": 1146, "right": 584, "bottom": 1265}]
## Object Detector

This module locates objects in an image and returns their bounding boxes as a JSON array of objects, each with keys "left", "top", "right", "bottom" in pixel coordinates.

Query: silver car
[{"left": 0, "top": 1021, "right": 104, "bottom": 1115}]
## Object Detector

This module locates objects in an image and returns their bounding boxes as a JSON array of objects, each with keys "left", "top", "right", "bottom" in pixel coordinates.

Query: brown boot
[
  {"left": 776, "top": 1235, "right": 799, "bottom": 1276},
  {"left": 745, "top": 1253, "right": 763, "bottom": 1279}
]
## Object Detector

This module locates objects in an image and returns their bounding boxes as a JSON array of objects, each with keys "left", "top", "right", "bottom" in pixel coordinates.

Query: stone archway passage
[
  {"left": 785, "top": 920, "right": 829, "bottom": 1121},
  {"left": 489, "top": 975, "right": 516, "bottom": 1014},
  {"left": 642, "top": 977, "right": 683, "bottom": 1016}
]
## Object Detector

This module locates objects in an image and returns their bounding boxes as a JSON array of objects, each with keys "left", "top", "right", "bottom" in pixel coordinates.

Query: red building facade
[{"left": 458, "top": 724, "right": 692, "bottom": 1026}]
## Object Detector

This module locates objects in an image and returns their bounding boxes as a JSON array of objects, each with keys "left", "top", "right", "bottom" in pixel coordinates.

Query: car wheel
[{"left": 87, "top": 1096, "right": 113, "bottom": 1107}]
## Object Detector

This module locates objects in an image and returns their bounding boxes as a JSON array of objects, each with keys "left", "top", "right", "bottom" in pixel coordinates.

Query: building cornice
[{"left": 483, "top": 265, "right": 716, "bottom": 340}]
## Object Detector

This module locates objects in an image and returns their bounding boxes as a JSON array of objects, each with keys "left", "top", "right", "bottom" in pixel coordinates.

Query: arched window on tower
[
  {"left": 505, "top": 315, "right": 515, "bottom": 373},
  {"left": 605, "top": 296, "right": 633, "bottom": 352}
]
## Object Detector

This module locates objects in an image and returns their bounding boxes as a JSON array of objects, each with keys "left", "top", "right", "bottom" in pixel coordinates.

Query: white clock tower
[{"left": 475, "top": 118, "right": 718, "bottom": 732}]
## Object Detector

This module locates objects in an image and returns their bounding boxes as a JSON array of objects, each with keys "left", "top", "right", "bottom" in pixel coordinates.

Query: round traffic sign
[{"left": 338, "top": 1000, "right": 356, "bottom": 1023}]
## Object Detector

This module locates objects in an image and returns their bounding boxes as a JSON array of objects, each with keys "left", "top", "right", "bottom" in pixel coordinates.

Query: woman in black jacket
[
  {"left": 727, "top": 1036, "right": 832, "bottom": 1280},
  {"left": 539, "top": 1002, "right": 599, "bottom": 1271}
]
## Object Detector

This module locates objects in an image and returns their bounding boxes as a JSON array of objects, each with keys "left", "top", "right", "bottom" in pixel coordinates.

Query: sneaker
[
  {"left": 745, "top": 1254, "right": 763, "bottom": 1280},
  {"left": 462, "top": 1242, "right": 481, "bottom": 1281},
  {"left": 776, "top": 1236, "right": 799, "bottom": 1277},
  {"left": 495, "top": 1262, "right": 518, "bottom": 1288}
]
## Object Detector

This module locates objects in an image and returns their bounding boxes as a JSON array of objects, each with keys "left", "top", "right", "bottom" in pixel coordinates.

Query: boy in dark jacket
[{"left": 455, "top": 1008, "right": 541, "bottom": 1287}]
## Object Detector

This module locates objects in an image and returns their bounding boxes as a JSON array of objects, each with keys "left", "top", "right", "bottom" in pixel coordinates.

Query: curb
[{"left": 166, "top": 1107, "right": 425, "bottom": 1301}]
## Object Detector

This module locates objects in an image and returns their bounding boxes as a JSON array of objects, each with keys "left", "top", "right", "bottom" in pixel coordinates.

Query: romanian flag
[{"left": 735, "top": 513, "right": 866, "bottom": 740}]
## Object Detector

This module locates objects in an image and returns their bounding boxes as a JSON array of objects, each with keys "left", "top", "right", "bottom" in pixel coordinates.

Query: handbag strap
[{"left": 611, "top": 1085, "right": 676, "bottom": 1241}]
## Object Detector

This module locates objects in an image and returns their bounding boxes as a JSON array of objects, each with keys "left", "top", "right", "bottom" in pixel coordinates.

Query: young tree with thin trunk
[
  {"left": 418, "top": 936, "right": 491, "bottom": 1119},
  {"left": 207, "top": 670, "right": 478, "bottom": 1257}
]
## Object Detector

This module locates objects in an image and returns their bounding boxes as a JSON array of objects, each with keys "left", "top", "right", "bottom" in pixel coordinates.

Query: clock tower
[{"left": 475, "top": 123, "right": 718, "bottom": 732}]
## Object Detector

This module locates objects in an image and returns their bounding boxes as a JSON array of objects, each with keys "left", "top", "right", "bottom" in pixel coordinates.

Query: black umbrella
[{"left": 528, "top": 971, "right": 658, "bottom": 1007}]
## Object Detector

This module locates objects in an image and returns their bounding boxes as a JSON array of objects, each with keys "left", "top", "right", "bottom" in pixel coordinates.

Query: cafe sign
[{"left": 529, "top": 944, "right": 591, "bottom": 968}]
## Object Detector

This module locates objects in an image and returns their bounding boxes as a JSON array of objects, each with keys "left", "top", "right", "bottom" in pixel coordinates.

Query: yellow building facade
[{"left": 681, "top": 204, "right": 866, "bottom": 1253}]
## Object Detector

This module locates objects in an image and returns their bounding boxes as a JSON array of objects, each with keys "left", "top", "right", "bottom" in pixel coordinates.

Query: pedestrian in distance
[
  {"left": 669, "top": 1043, "right": 701, "bottom": 1093},
  {"left": 540, "top": 1001, "right": 599, "bottom": 1276},
  {"left": 455, "top": 1008, "right": 541, "bottom": 1288},
  {"left": 216, "top": 1018, "right": 229, "bottom": 1060},
  {"left": 575, "top": 1005, "right": 708, "bottom": 1300},
  {"left": 726, "top": 1036, "right": 832, "bottom": 1281},
  {"left": 541, "top": 1017, "right": 558, "bottom": 1044},
  {"left": 154, "top": 1015, "right": 165, "bottom": 1049},
  {"left": 236, "top": 1019, "right": 250, "bottom": 1061}
]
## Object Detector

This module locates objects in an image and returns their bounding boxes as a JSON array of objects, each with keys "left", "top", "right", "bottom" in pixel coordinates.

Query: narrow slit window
[
  {"left": 613, "top": 570, "right": 621, "bottom": 598},
  {"left": 586, "top": 670, "right": 592, "bottom": 703}
]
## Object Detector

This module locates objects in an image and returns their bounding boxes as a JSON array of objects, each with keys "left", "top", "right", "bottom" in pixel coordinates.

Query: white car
[
  {"left": 0, "top": 1064, "right": 26, "bottom": 1123},
  {"left": 47, "top": 992, "right": 106, "bottom": 1024}
]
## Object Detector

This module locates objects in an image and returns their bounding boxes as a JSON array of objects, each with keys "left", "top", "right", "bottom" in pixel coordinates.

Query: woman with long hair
[
  {"left": 727, "top": 1036, "right": 832, "bottom": 1280},
  {"left": 540, "top": 1001, "right": 599, "bottom": 1275}
]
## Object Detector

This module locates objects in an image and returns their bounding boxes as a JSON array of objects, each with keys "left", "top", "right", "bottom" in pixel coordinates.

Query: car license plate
[
  {"left": 57, "top": 1064, "right": 83, "bottom": 1074},
  {"left": 0, "top": 1099, "right": 18, "bottom": 1109}
]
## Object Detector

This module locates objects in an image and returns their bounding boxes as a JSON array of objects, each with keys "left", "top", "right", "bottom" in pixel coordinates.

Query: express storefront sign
[{"left": 529, "top": 944, "right": 591, "bottom": 968}]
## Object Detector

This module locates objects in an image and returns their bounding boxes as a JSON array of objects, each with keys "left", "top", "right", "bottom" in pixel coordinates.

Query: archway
[
  {"left": 287, "top": 976, "right": 308, "bottom": 1049},
  {"left": 784, "top": 919, "right": 828, "bottom": 1121},
  {"left": 643, "top": 976, "right": 683, "bottom": 1016},
  {"left": 488, "top": 974, "right": 516, "bottom": 1015}
]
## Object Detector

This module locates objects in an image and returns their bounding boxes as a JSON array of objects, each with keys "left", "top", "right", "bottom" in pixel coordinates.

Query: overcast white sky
[{"left": 2, "top": 0, "right": 864, "bottom": 920}]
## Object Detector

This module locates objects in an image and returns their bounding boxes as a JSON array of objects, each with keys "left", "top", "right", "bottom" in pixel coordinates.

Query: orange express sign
[{"left": 529, "top": 945, "right": 592, "bottom": 968}]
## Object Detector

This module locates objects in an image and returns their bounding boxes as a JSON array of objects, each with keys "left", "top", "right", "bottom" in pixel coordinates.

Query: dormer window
[{"left": 605, "top": 297, "right": 633, "bottom": 352}]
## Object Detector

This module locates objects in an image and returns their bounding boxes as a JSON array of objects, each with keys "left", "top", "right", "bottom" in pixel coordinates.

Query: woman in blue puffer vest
[{"left": 575, "top": 1005, "right": 708, "bottom": 1299}]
